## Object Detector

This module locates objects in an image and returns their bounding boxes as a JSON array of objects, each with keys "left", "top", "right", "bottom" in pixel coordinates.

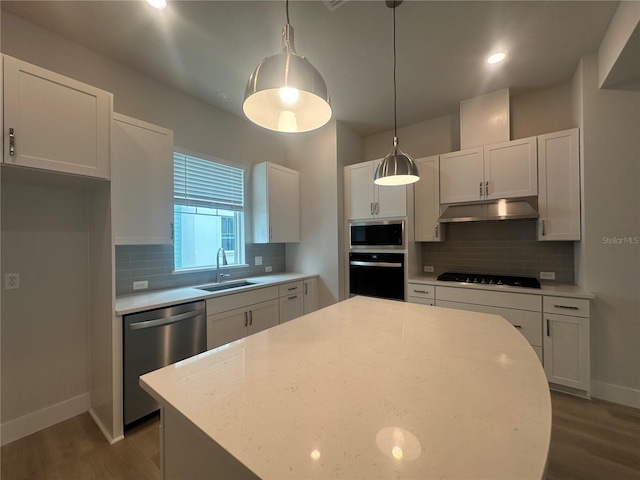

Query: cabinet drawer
[
  {"left": 407, "top": 283, "right": 435, "bottom": 300},
  {"left": 206, "top": 286, "right": 278, "bottom": 315},
  {"left": 437, "top": 300, "right": 542, "bottom": 347},
  {"left": 278, "top": 281, "right": 303, "bottom": 297},
  {"left": 437, "top": 286, "right": 541, "bottom": 312},
  {"left": 543, "top": 297, "right": 590, "bottom": 318},
  {"left": 408, "top": 297, "right": 434, "bottom": 306}
]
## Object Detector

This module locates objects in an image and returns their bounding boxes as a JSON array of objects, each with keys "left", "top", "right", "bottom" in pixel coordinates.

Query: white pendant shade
[{"left": 243, "top": 25, "right": 332, "bottom": 133}]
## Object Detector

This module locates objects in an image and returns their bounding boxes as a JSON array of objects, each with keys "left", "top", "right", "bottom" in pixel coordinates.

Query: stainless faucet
[{"left": 216, "top": 247, "right": 229, "bottom": 283}]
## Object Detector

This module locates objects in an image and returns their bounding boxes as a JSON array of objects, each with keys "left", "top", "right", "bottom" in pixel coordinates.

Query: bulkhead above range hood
[{"left": 438, "top": 197, "right": 539, "bottom": 223}]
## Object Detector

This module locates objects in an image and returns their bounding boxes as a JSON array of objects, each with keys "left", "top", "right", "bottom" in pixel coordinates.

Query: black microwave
[{"left": 349, "top": 220, "right": 405, "bottom": 249}]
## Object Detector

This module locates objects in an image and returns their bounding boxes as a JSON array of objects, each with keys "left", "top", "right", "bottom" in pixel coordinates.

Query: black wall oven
[{"left": 349, "top": 252, "right": 405, "bottom": 301}]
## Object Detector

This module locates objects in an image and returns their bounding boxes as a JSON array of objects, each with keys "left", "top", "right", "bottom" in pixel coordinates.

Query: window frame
[{"left": 172, "top": 147, "right": 248, "bottom": 274}]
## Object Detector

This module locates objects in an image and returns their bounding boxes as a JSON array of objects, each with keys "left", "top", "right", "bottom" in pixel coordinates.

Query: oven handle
[{"left": 350, "top": 261, "right": 402, "bottom": 268}]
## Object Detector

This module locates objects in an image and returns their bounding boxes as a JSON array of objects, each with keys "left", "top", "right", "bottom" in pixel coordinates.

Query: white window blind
[{"left": 174, "top": 153, "right": 244, "bottom": 211}]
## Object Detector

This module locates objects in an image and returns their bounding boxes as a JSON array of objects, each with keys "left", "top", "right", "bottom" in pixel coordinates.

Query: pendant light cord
[
  {"left": 286, "top": 0, "right": 290, "bottom": 25},
  {"left": 392, "top": 4, "right": 397, "bottom": 139}
]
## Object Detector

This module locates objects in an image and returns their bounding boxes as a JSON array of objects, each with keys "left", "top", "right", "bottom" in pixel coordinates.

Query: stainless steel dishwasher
[{"left": 123, "top": 300, "right": 206, "bottom": 426}]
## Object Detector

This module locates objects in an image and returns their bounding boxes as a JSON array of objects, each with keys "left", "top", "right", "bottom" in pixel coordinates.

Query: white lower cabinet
[
  {"left": 303, "top": 277, "right": 318, "bottom": 314},
  {"left": 206, "top": 299, "right": 279, "bottom": 350},
  {"left": 278, "top": 280, "right": 304, "bottom": 323},
  {"left": 407, "top": 283, "right": 435, "bottom": 306},
  {"left": 543, "top": 296, "right": 590, "bottom": 392},
  {"left": 419, "top": 284, "right": 591, "bottom": 393},
  {"left": 435, "top": 286, "right": 543, "bottom": 363},
  {"left": 206, "top": 286, "right": 279, "bottom": 350}
]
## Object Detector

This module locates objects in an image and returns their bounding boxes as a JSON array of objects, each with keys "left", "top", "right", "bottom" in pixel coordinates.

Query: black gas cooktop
[{"left": 436, "top": 272, "right": 541, "bottom": 289}]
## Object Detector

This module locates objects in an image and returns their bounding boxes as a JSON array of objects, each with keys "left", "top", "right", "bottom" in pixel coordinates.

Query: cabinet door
[
  {"left": 375, "top": 183, "right": 407, "bottom": 218},
  {"left": 544, "top": 313, "right": 590, "bottom": 391},
  {"left": 247, "top": 299, "right": 279, "bottom": 336},
  {"left": 279, "top": 294, "right": 304, "bottom": 323},
  {"left": 537, "top": 129, "right": 581, "bottom": 240},
  {"left": 303, "top": 277, "right": 318, "bottom": 314},
  {"left": 439, "top": 148, "right": 484, "bottom": 204},
  {"left": 268, "top": 164, "right": 300, "bottom": 243},
  {"left": 206, "top": 307, "right": 247, "bottom": 350},
  {"left": 414, "top": 156, "right": 443, "bottom": 242},
  {"left": 3, "top": 55, "right": 111, "bottom": 179},
  {"left": 347, "top": 161, "right": 375, "bottom": 220},
  {"left": 484, "top": 137, "right": 537, "bottom": 199},
  {"left": 112, "top": 114, "right": 174, "bottom": 245}
]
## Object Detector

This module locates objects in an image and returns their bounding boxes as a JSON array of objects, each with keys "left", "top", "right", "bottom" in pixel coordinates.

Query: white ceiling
[{"left": 1, "top": 1, "right": 621, "bottom": 136}]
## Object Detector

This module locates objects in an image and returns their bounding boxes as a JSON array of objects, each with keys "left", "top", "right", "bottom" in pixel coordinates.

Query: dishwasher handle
[{"left": 128, "top": 308, "right": 205, "bottom": 331}]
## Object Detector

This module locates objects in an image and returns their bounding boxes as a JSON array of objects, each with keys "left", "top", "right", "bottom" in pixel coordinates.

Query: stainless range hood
[{"left": 438, "top": 197, "right": 539, "bottom": 223}]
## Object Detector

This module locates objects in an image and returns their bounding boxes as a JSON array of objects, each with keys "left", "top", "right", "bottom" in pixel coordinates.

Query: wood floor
[{"left": 2, "top": 391, "right": 639, "bottom": 480}]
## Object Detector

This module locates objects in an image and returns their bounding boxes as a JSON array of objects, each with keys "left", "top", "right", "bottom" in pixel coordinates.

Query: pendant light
[
  {"left": 243, "top": 0, "right": 332, "bottom": 133},
  {"left": 374, "top": 1, "right": 419, "bottom": 186}
]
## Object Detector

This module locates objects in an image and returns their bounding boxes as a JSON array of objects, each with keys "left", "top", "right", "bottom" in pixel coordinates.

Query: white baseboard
[
  {"left": 88, "top": 408, "right": 124, "bottom": 445},
  {"left": 0, "top": 392, "right": 90, "bottom": 446},
  {"left": 591, "top": 380, "right": 640, "bottom": 409}
]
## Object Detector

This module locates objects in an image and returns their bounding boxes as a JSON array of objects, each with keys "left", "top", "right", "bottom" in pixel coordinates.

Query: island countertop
[{"left": 141, "top": 296, "right": 552, "bottom": 479}]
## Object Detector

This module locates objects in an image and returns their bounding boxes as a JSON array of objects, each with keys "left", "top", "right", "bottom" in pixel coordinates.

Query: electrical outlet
[
  {"left": 265, "top": 266, "right": 273, "bottom": 273},
  {"left": 4, "top": 273, "right": 19, "bottom": 290},
  {"left": 133, "top": 280, "right": 149, "bottom": 290},
  {"left": 540, "top": 271, "right": 555, "bottom": 280},
  {"left": 255, "top": 256, "right": 263, "bottom": 266},
  {"left": 423, "top": 266, "right": 435, "bottom": 273}
]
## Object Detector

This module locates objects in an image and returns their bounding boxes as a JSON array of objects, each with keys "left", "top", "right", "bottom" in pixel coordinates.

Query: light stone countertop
[
  {"left": 115, "top": 272, "right": 317, "bottom": 316},
  {"left": 141, "top": 295, "right": 552, "bottom": 480},
  {"left": 410, "top": 275, "right": 595, "bottom": 299}
]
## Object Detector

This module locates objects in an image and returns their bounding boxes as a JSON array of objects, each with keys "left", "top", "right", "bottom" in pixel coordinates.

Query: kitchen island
[{"left": 141, "top": 296, "right": 551, "bottom": 479}]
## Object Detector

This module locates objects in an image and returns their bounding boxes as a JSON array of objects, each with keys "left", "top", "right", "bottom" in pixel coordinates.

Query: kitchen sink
[{"left": 196, "top": 280, "right": 257, "bottom": 293}]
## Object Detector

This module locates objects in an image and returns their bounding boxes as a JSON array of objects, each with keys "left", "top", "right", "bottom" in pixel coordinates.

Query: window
[{"left": 173, "top": 151, "right": 245, "bottom": 271}]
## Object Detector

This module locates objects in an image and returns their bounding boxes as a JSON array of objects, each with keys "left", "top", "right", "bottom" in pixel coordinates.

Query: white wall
[
  {"left": 1, "top": 178, "right": 90, "bottom": 425},
  {"left": 510, "top": 83, "right": 574, "bottom": 139},
  {"left": 363, "top": 113, "right": 460, "bottom": 162},
  {"left": 573, "top": 52, "right": 640, "bottom": 406},
  {"left": 284, "top": 122, "right": 341, "bottom": 308}
]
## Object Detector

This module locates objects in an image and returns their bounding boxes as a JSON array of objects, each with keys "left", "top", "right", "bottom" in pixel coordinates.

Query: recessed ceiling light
[
  {"left": 146, "top": 0, "right": 167, "bottom": 10},
  {"left": 487, "top": 52, "right": 507, "bottom": 64}
]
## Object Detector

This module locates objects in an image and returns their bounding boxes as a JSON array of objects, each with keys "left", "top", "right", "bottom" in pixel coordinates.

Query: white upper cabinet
[
  {"left": 439, "top": 147, "right": 485, "bottom": 204},
  {"left": 112, "top": 113, "right": 174, "bottom": 245},
  {"left": 440, "top": 138, "right": 537, "bottom": 204},
  {"left": 252, "top": 162, "right": 300, "bottom": 243},
  {"left": 537, "top": 128, "right": 581, "bottom": 241},
  {"left": 2, "top": 55, "right": 112, "bottom": 179},
  {"left": 345, "top": 160, "right": 407, "bottom": 220},
  {"left": 414, "top": 155, "right": 444, "bottom": 242},
  {"left": 484, "top": 137, "right": 537, "bottom": 199}
]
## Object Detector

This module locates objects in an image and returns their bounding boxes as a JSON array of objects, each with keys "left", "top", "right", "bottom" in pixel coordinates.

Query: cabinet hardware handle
[
  {"left": 435, "top": 224, "right": 439, "bottom": 238},
  {"left": 370, "top": 203, "right": 374, "bottom": 216},
  {"left": 304, "top": 283, "right": 308, "bottom": 295},
  {"left": 376, "top": 203, "right": 379, "bottom": 215},
  {"left": 546, "top": 319, "right": 550, "bottom": 336},
  {"left": 553, "top": 304, "right": 579, "bottom": 310},
  {"left": 244, "top": 311, "right": 248, "bottom": 327},
  {"left": 485, "top": 181, "right": 489, "bottom": 196},
  {"left": 249, "top": 310, "right": 253, "bottom": 326},
  {"left": 287, "top": 286, "right": 297, "bottom": 291},
  {"left": 269, "top": 227, "right": 272, "bottom": 240},
  {"left": 413, "top": 289, "right": 430, "bottom": 294},
  {"left": 541, "top": 220, "right": 546, "bottom": 236},
  {"left": 288, "top": 295, "right": 298, "bottom": 300},
  {"left": 9, "top": 128, "right": 15, "bottom": 156},
  {"left": 513, "top": 325, "right": 522, "bottom": 329},
  {"left": 479, "top": 181, "right": 483, "bottom": 197},
  {"left": 170, "top": 222, "right": 174, "bottom": 240}
]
